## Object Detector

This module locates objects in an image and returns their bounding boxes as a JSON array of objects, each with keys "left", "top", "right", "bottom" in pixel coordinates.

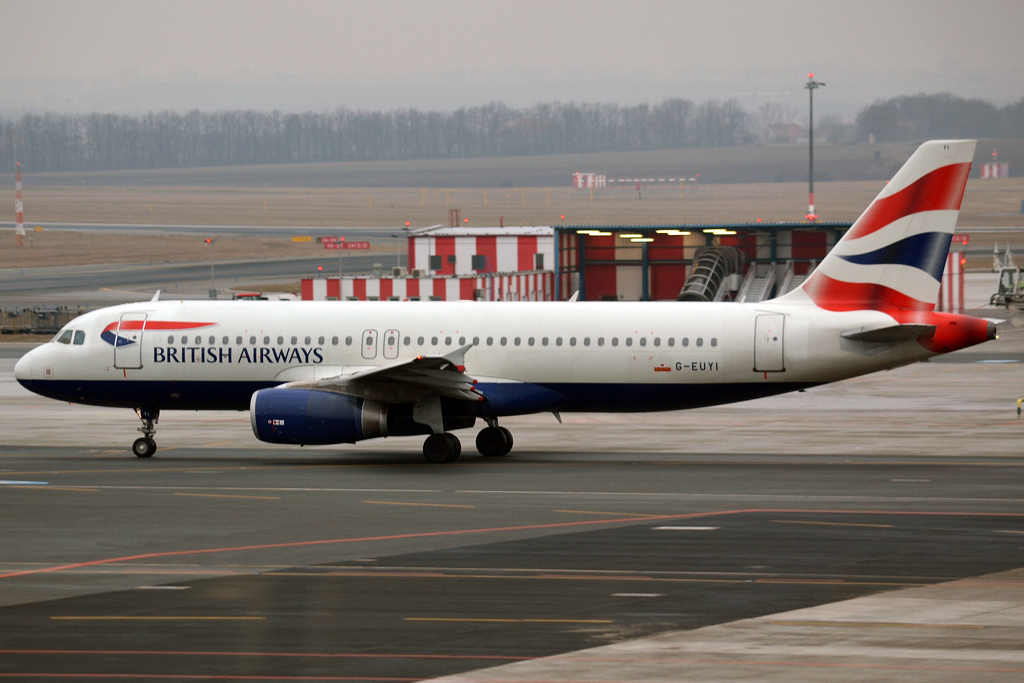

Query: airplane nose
[{"left": 14, "top": 349, "right": 33, "bottom": 382}]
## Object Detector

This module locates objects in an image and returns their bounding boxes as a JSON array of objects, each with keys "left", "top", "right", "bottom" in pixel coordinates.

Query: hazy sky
[{"left": 2, "top": 0, "right": 1022, "bottom": 116}]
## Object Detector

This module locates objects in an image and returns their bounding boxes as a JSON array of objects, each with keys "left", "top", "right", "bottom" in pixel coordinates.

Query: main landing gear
[
  {"left": 133, "top": 408, "right": 159, "bottom": 458},
  {"left": 476, "top": 421, "right": 513, "bottom": 458},
  {"left": 423, "top": 433, "right": 461, "bottom": 464}
]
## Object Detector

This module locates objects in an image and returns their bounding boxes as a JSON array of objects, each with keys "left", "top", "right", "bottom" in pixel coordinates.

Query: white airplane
[{"left": 15, "top": 140, "right": 995, "bottom": 463}]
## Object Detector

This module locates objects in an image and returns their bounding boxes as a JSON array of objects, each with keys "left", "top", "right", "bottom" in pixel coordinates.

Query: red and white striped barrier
[
  {"left": 937, "top": 251, "right": 965, "bottom": 313},
  {"left": 302, "top": 272, "right": 554, "bottom": 302},
  {"left": 14, "top": 162, "right": 25, "bottom": 247}
]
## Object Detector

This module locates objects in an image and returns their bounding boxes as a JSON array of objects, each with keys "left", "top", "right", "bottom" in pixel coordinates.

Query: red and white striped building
[
  {"left": 937, "top": 251, "right": 966, "bottom": 313},
  {"left": 302, "top": 226, "right": 557, "bottom": 301}
]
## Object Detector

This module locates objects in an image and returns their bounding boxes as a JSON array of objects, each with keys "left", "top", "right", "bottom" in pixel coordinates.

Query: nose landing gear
[{"left": 133, "top": 408, "right": 159, "bottom": 458}]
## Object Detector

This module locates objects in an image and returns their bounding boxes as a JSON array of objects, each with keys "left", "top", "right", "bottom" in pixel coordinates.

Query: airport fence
[{"left": 1, "top": 306, "right": 87, "bottom": 336}]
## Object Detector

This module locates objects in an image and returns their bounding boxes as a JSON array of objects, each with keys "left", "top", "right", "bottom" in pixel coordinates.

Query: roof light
[
  {"left": 630, "top": 238, "right": 654, "bottom": 242},
  {"left": 619, "top": 233, "right": 644, "bottom": 239}
]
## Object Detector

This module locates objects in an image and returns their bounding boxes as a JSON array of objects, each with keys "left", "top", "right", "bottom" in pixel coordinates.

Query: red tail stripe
[
  {"left": 802, "top": 272, "right": 932, "bottom": 312},
  {"left": 845, "top": 162, "right": 971, "bottom": 241}
]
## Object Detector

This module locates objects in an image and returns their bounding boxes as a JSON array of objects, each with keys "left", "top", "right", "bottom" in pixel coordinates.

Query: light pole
[
  {"left": 805, "top": 73, "right": 825, "bottom": 220},
  {"left": 205, "top": 238, "right": 216, "bottom": 298}
]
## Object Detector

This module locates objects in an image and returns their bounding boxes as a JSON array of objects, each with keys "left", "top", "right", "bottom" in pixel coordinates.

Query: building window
[
  {"left": 429, "top": 254, "right": 443, "bottom": 270},
  {"left": 534, "top": 253, "right": 544, "bottom": 270},
  {"left": 471, "top": 254, "right": 487, "bottom": 270}
]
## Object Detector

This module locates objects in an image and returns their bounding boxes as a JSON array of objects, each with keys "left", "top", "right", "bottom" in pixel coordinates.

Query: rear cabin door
[
  {"left": 754, "top": 314, "right": 785, "bottom": 372},
  {"left": 361, "top": 329, "right": 378, "bottom": 360},
  {"left": 383, "top": 329, "right": 400, "bottom": 359},
  {"left": 114, "top": 312, "right": 146, "bottom": 369}
]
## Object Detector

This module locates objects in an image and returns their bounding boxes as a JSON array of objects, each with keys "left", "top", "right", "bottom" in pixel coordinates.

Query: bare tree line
[{"left": 1, "top": 93, "right": 1020, "bottom": 173}]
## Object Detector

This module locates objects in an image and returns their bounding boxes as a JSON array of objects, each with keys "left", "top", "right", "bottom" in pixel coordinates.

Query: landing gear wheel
[
  {"left": 498, "top": 427, "right": 513, "bottom": 455},
  {"left": 423, "top": 433, "right": 461, "bottom": 463},
  {"left": 476, "top": 427, "right": 509, "bottom": 457},
  {"left": 133, "top": 437, "right": 156, "bottom": 458}
]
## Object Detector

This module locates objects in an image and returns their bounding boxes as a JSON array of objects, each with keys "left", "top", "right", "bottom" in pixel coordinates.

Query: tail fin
[{"left": 789, "top": 139, "right": 975, "bottom": 311}]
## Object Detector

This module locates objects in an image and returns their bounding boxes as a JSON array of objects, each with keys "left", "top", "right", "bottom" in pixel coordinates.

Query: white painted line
[
  {"left": 613, "top": 593, "right": 663, "bottom": 597},
  {"left": 891, "top": 479, "right": 931, "bottom": 482},
  {"left": 653, "top": 526, "right": 719, "bottom": 531},
  {"left": 994, "top": 530, "right": 1024, "bottom": 535},
  {"left": 0, "top": 480, "right": 48, "bottom": 485},
  {"left": 135, "top": 585, "right": 191, "bottom": 590}
]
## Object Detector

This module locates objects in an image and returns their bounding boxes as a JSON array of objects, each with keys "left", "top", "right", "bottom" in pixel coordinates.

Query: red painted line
[
  {"left": 0, "top": 510, "right": 738, "bottom": 581},
  {"left": 2, "top": 509, "right": 1019, "bottom": 582}
]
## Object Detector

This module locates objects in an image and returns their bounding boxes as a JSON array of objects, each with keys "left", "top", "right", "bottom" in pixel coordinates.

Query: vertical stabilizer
[{"left": 784, "top": 140, "right": 975, "bottom": 311}]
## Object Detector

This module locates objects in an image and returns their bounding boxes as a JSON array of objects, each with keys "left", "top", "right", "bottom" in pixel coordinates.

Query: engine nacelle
[{"left": 250, "top": 388, "right": 388, "bottom": 445}]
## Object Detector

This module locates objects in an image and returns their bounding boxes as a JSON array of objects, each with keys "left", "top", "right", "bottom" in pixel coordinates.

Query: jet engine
[
  {"left": 250, "top": 388, "right": 476, "bottom": 446},
  {"left": 250, "top": 388, "right": 388, "bottom": 445}
]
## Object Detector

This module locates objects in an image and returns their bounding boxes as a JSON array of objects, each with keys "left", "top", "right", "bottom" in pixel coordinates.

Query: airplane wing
[{"left": 282, "top": 344, "right": 483, "bottom": 404}]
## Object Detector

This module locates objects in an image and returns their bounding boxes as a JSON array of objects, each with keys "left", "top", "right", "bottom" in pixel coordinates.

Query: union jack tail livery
[{"left": 788, "top": 139, "right": 976, "bottom": 312}]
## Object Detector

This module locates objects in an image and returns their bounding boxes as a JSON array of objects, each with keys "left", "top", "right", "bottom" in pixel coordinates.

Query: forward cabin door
[
  {"left": 754, "top": 314, "right": 785, "bottom": 372},
  {"left": 113, "top": 312, "right": 146, "bottom": 369}
]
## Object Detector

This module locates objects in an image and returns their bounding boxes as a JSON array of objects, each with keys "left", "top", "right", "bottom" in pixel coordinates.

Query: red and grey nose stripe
[{"left": 101, "top": 321, "right": 215, "bottom": 347}]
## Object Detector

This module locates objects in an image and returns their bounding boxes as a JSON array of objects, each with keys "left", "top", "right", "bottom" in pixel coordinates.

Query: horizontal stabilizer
[{"left": 840, "top": 324, "right": 937, "bottom": 343}]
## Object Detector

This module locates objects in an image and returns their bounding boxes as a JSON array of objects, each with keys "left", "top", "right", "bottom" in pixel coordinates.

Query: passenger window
[
  {"left": 696, "top": 338, "right": 704, "bottom": 347},
  {"left": 682, "top": 338, "right": 689, "bottom": 347},
  {"left": 711, "top": 338, "right": 718, "bottom": 347},
  {"left": 445, "top": 336, "right": 451, "bottom": 345},
  {"left": 208, "top": 336, "right": 215, "bottom": 345},
  {"left": 528, "top": 337, "right": 534, "bottom": 346},
  {"left": 639, "top": 338, "right": 646, "bottom": 347},
  {"left": 403, "top": 336, "right": 411, "bottom": 346},
  {"left": 432, "top": 336, "right": 438, "bottom": 346},
  {"left": 500, "top": 337, "right": 507, "bottom": 346},
  {"left": 387, "top": 334, "right": 396, "bottom": 346},
  {"left": 331, "top": 336, "right": 339, "bottom": 345},
  {"left": 555, "top": 337, "right": 562, "bottom": 346},
  {"left": 305, "top": 336, "right": 311, "bottom": 345},
  {"left": 668, "top": 338, "right": 675, "bottom": 347},
  {"left": 514, "top": 337, "right": 521, "bottom": 346},
  {"left": 584, "top": 337, "right": 591, "bottom": 346},
  {"left": 222, "top": 336, "right": 229, "bottom": 344},
  {"left": 236, "top": 336, "right": 243, "bottom": 345},
  {"left": 542, "top": 337, "right": 549, "bottom": 346},
  {"left": 417, "top": 336, "right": 424, "bottom": 345},
  {"left": 472, "top": 337, "right": 479, "bottom": 345},
  {"left": 625, "top": 338, "right": 632, "bottom": 347},
  {"left": 459, "top": 336, "right": 466, "bottom": 345},
  {"left": 183, "top": 336, "right": 189, "bottom": 345},
  {"left": 653, "top": 338, "right": 660, "bottom": 347},
  {"left": 611, "top": 338, "right": 619, "bottom": 347},
  {"left": 487, "top": 337, "right": 493, "bottom": 346},
  {"left": 263, "top": 336, "right": 270, "bottom": 345},
  {"left": 569, "top": 337, "right": 576, "bottom": 346},
  {"left": 168, "top": 335, "right": 175, "bottom": 344},
  {"left": 250, "top": 336, "right": 257, "bottom": 345},
  {"left": 277, "top": 336, "right": 284, "bottom": 345},
  {"left": 318, "top": 336, "right": 325, "bottom": 345},
  {"left": 345, "top": 336, "right": 353, "bottom": 345},
  {"left": 73, "top": 330, "right": 86, "bottom": 345}
]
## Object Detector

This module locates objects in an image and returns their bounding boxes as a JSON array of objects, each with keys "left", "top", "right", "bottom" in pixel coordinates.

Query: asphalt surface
[
  {"left": 0, "top": 221, "right": 413, "bottom": 239},
  {"left": 0, "top": 448, "right": 1021, "bottom": 681}
]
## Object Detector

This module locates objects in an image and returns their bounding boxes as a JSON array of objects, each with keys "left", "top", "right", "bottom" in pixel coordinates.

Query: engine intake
[{"left": 250, "top": 388, "right": 387, "bottom": 445}]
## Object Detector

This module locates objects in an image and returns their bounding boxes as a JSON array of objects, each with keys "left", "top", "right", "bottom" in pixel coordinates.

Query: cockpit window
[
  {"left": 55, "top": 330, "right": 73, "bottom": 345},
  {"left": 73, "top": 330, "right": 86, "bottom": 345}
]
